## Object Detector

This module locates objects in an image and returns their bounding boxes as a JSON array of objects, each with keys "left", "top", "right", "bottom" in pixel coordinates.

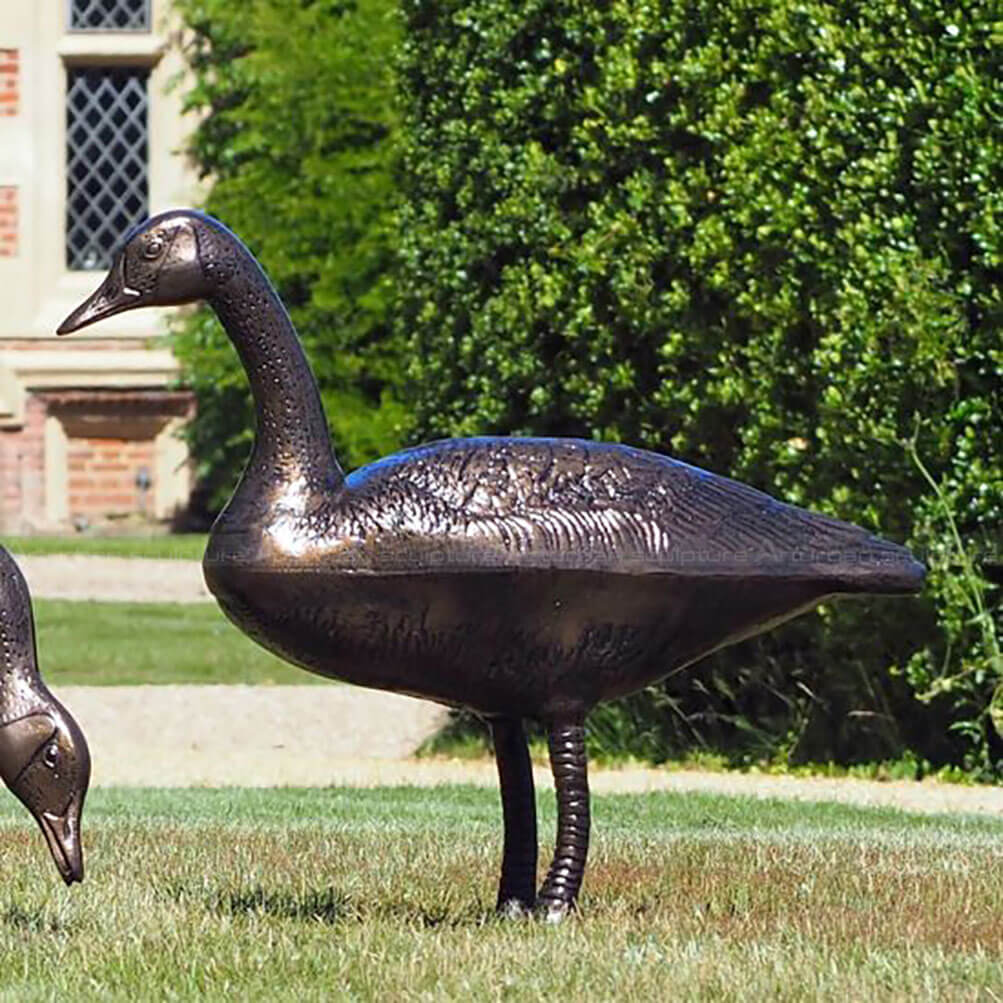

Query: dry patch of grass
[
  {"left": 0, "top": 787, "right": 999, "bottom": 1000},
  {"left": 588, "top": 839, "right": 1003, "bottom": 952}
]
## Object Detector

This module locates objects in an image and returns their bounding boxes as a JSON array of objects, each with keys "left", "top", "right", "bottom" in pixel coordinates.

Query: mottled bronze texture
[
  {"left": 58, "top": 210, "right": 924, "bottom": 918},
  {"left": 0, "top": 549, "right": 90, "bottom": 884}
]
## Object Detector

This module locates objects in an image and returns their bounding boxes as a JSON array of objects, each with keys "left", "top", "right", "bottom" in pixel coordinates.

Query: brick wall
[
  {"left": 68, "top": 436, "right": 157, "bottom": 518},
  {"left": 0, "top": 46, "right": 20, "bottom": 258},
  {"left": 0, "top": 186, "right": 16, "bottom": 259},
  {"left": 0, "top": 395, "right": 46, "bottom": 531},
  {"left": 0, "top": 48, "right": 16, "bottom": 118},
  {"left": 0, "top": 391, "right": 193, "bottom": 531}
]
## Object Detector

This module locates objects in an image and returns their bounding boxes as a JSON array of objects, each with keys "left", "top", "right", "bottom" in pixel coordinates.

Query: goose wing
[{"left": 339, "top": 438, "right": 917, "bottom": 586}]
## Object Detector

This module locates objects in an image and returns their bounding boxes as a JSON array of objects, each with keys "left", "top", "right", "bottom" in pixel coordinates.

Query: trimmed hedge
[
  {"left": 173, "top": 0, "right": 406, "bottom": 511},
  {"left": 398, "top": 1, "right": 1002, "bottom": 767}
]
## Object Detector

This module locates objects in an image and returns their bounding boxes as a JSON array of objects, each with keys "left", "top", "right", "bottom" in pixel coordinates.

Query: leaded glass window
[
  {"left": 68, "top": 0, "right": 151, "bottom": 32},
  {"left": 66, "top": 67, "right": 149, "bottom": 270}
]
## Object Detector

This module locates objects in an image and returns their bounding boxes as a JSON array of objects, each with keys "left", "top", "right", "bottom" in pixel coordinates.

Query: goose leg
[
  {"left": 489, "top": 716, "right": 537, "bottom": 914},
  {"left": 537, "top": 717, "right": 590, "bottom": 922}
]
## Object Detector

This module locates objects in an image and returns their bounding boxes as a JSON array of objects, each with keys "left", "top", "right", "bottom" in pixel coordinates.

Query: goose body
[
  {"left": 59, "top": 210, "right": 923, "bottom": 918},
  {"left": 205, "top": 435, "right": 921, "bottom": 718},
  {"left": 0, "top": 548, "right": 89, "bottom": 883}
]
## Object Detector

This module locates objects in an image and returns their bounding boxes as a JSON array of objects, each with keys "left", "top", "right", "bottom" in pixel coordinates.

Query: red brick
[
  {"left": 0, "top": 187, "right": 15, "bottom": 258},
  {"left": 0, "top": 49, "right": 18, "bottom": 117},
  {"left": 96, "top": 495, "right": 134, "bottom": 507}
]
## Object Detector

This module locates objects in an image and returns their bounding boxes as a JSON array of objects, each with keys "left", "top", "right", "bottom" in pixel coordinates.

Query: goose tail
[
  {"left": 731, "top": 499, "right": 927, "bottom": 596},
  {"left": 821, "top": 536, "right": 927, "bottom": 595}
]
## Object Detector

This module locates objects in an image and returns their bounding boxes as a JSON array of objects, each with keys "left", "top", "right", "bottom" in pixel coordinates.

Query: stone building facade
[{"left": 0, "top": 1, "right": 197, "bottom": 532}]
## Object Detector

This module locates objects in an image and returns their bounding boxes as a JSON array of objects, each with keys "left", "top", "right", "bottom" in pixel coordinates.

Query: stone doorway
[{"left": 41, "top": 389, "right": 193, "bottom": 530}]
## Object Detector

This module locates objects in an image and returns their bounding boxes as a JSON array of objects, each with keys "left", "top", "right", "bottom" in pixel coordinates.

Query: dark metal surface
[
  {"left": 537, "top": 720, "right": 589, "bottom": 922},
  {"left": 58, "top": 210, "right": 925, "bottom": 915},
  {"left": 490, "top": 717, "right": 536, "bottom": 913},
  {"left": 0, "top": 549, "right": 90, "bottom": 884}
]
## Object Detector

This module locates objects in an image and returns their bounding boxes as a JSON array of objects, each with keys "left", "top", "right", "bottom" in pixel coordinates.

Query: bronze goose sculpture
[
  {"left": 0, "top": 548, "right": 89, "bottom": 884},
  {"left": 58, "top": 210, "right": 924, "bottom": 918}
]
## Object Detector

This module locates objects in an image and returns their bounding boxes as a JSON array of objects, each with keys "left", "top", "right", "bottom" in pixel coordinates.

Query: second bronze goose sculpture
[
  {"left": 0, "top": 548, "right": 89, "bottom": 884},
  {"left": 59, "top": 211, "right": 924, "bottom": 919}
]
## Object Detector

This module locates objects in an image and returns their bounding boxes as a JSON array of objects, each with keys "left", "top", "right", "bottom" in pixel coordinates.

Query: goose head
[
  {"left": 0, "top": 703, "right": 90, "bottom": 884},
  {"left": 57, "top": 210, "right": 224, "bottom": 333}
]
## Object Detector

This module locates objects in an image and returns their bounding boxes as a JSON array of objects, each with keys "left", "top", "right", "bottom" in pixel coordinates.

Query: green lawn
[
  {"left": 0, "top": 787, "right": 999, "bottom": 1000},
  {"left": 7, "top": 534, "right": 208, "bottom": 560},
  {"left": 35, "top": 600, "right": 318, "bottom": 686}
]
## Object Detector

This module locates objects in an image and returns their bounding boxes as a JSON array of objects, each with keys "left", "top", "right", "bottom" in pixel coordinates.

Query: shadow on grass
[
  {"left": 2, "top": 905, "right": 67, "bottom": 934},
  {"left": 220, "top": 886, "right": 359, "bottom": 924},
  {"left": 175, "top": 882, "right": 493, "bottom": 929}
]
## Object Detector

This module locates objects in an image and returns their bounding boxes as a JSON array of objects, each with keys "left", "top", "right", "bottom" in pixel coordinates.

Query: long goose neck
[{"left": 207, "top": 240, "right": 344, "bottom": 502}]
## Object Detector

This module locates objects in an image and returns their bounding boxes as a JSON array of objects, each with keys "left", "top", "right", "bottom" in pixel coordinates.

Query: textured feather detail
[{"left": 331, "top": 437, "right": 920, "bottom": 586}]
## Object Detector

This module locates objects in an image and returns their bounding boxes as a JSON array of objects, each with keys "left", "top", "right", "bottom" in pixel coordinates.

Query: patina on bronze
[
  {"left": 0, "top": 548, "right": 90, "bottom": 884},
  {"left": 58, "top": 211, "right": 924, "bottom": 919}
]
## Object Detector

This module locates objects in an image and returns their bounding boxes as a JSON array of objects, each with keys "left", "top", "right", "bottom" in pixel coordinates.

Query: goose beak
[
  {"left": 57, "top": 257, "right": 138, "bottom": 334},
  {"left": 35, "top": 790, "right": 84, "bottom": 885}
]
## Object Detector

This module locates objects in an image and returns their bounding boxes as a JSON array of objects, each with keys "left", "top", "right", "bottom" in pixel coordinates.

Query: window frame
[
  {"left": 66, "top": 0, "right": 152, "bottom": 34},
  {"left": 65, "top": 64, "right": 151, "bottom": 271},
  {"left": 11, "top": 0, "right": 199, "bottom": 342}
]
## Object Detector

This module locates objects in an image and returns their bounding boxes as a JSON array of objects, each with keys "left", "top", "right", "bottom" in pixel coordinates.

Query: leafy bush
[
  {"left": 173, "top": 0, "right": 406, "bottom": 511},
  {"left": 398, "top": 1, "right": 1002, "bottom": 768}
]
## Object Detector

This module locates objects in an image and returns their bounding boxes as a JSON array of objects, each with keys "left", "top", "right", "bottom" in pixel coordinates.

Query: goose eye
[
  {"left": 43, "top": 744, "right": 58, "bottom": 769},
  {"left": 142, "top": 237, "right": 165, "bottom": 260}
]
